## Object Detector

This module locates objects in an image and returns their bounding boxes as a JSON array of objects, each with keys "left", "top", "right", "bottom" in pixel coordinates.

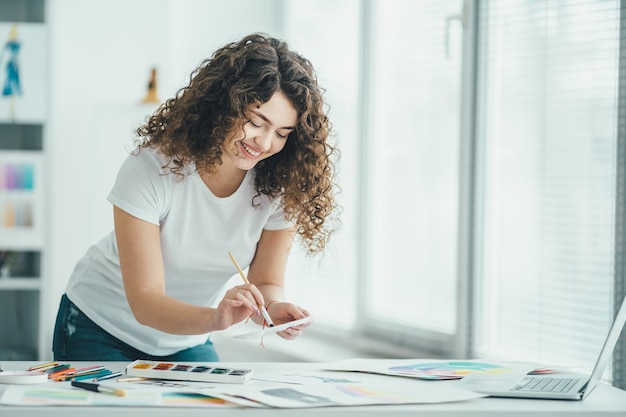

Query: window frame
[
  {"left": 612, "top": 0, "right": 626, "bottom": 390},
  {"left": 354, "top": 0, "right": 477, "bottom": 358}
]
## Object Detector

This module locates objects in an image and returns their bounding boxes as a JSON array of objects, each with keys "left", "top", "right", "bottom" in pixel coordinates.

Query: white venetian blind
[{"left": 474, "top": 0, "right": 620, "bottom": 373}]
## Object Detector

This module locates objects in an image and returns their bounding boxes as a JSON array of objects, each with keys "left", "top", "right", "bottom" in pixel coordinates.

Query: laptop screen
[{"left": 582, "top": 294, "right": 626, "bottom": 398}]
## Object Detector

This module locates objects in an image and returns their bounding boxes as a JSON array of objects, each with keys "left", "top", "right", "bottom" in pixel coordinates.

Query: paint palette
[{"left": 125, "top": 360, "right": 253, "bottom": 384}]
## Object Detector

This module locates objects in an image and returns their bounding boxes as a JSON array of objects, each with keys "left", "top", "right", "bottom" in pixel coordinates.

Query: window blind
[{"left": 474, "top": 0, "right": 620, "bottom": 375}]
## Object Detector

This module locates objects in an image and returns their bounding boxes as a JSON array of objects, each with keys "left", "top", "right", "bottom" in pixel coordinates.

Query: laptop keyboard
[{"left": 512, "top": 376, "right": 580, "bottom": 393}]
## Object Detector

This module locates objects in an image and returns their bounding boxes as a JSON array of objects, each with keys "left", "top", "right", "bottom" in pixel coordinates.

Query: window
[
  {"left": 282, "top": 0, "right": 625, "bottom": 385},
  {"left": 474, "top": 0, "right": 620, "bottom": 375},
  {"left": 283, "top": 0, "right": 361, "bottom": 329},
  {"left": 284, "top": 0, "right": 467, "bottom": 354},
  {"left": 357, "top": 0, "right": 466, "bottom": 354}
]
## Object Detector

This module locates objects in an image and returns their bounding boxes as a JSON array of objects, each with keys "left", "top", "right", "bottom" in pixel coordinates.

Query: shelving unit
[
  {"left": 0, "top": 0, "right": 47, "bottom": 360},
  {"left": 0, "top": 143, "right": 43, "bottom": 361}
]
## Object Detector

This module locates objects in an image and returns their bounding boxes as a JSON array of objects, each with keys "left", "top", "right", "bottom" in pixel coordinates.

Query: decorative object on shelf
[
  {"left": 0, "top": 153, "right": 43, "bottom": 247},
  {"left": 1, "top": 161, "right": 35, "bottom": 190},
  {"left": 0, "top": 23, "right": 46, "bottom": 123},
  {"left": 140, "top": 67, "right": 159, "bottom": 104},
  {"left": 0, "top": 250, "right": 17, "bottom": 278},
  {"left": 0, "top": 24, "right": 21, "bottom": 120},
  {"left": 0, "top": 159, "right": 36, "bottom": 228}
]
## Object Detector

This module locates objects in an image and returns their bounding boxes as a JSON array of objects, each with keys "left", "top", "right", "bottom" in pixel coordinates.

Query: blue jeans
[{"left": 52, "top": 294, "right": 219, "bottom": 362}]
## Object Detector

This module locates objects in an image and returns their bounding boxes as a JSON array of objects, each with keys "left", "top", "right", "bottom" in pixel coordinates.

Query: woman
[{"left": 53, "top": 33, "right": 338, "bottom": 361}]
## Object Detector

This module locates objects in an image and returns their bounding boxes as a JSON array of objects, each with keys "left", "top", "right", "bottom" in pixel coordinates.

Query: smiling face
[{"left": 222, "top": 90, "right": 298, "bottom": 172}]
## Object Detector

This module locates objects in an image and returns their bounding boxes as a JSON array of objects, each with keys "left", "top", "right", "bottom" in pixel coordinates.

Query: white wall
[{"left": 42, "top": 0, "right": 284, "bottom": 359}]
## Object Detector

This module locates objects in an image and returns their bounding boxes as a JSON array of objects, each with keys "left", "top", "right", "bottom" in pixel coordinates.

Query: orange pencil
[
  {"left": 50, "top": 367, "right": 76, "bottom": 380},
  {"left": 54, "top": 367, "right": 103, "bottom": 382}
]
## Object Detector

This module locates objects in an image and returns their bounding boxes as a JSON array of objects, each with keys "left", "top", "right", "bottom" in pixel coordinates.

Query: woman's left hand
[{"left": 266, "top": 302, "right": 312, "bottom": 340}]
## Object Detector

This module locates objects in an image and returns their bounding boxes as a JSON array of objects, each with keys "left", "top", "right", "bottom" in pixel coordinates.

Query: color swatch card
[
  {"left": 325, "top": 358, "right": 522, "bottom": 380},
  {"left": 232, "top": 316, "right": 312, "bottom": 340},
  {"left": 125, "top": 360, "right": 253, "bottom": 384}
]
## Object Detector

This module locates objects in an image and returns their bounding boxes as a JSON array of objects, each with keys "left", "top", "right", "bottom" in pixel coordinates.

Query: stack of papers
[{"left": 0, "top": 360, "right": 492, "bottom": 408}]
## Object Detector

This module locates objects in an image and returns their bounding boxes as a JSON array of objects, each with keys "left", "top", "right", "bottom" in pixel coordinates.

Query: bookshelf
[{"left": 0, "top": 0, "right": 47, "bottom": 360}]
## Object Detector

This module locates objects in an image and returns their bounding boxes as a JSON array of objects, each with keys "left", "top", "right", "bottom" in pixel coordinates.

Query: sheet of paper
[
  {"left": 324, "top": 358, "right": 535, "bottom": 380},
  {"left": 1, "top": 367, "right": 485, "bottom": 409},
  {"left": 252, "top": 371, "right": 364, "bottom": 385},
  {"left": 195, "top": 380, "right": 484, "bottom": 408},
  {"left": 232, "top": 316, "right": 312, "bottom": 340},
  {"left": 0, "top": 385, "right": 237, "bottom": 408}
]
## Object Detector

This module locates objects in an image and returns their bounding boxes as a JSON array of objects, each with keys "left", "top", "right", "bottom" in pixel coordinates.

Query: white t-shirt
[{"left": 65, "top": 147, "right": 292, "bottom": 355}]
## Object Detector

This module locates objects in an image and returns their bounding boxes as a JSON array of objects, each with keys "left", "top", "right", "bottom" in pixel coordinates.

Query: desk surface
[{"left": 1, "top": 361, "right": 625, "bottom": 417}]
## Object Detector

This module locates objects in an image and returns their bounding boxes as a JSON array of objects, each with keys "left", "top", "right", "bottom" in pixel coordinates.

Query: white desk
[{"left": 1, "top": 361, "right": 626, "bottom": 416}]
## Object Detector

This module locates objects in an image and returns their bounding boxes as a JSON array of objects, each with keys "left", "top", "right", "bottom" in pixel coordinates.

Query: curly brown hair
[{"left": 134, "top": 33, "right": 339, "bottom": 254}]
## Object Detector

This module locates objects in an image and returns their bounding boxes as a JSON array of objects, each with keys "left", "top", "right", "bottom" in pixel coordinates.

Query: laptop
[{"left": 458, "top": 294, "right": 626, "bottom": 400}]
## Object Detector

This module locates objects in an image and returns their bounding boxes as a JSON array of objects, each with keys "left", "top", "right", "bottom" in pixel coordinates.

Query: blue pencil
[
  {"left": 71, "top": 369, "right": 112, "bottom": 381},
  {"left": 95, "top": 371, "right": 123, "bottom": 381}
]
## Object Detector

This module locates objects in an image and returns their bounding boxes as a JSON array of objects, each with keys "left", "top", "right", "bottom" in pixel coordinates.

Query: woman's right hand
[{"left": 210, "top": 284, "right": 264, "bottom": 330}]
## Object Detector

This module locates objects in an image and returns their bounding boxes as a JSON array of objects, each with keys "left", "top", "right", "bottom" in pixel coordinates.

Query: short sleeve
[
  {"left": 107, "top": 149, "right": 171, "bottom": 225},
  {"left": 263, "top": 199, "right": 295, "bottom": 231}
]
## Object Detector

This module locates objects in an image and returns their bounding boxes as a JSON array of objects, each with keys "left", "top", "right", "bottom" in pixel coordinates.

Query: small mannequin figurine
[
  {"left": 1, "top": 24, "right": 21, "bottom": 119},
  {"left": 141, "top": 67, "right": 159, "bottom": 104}
]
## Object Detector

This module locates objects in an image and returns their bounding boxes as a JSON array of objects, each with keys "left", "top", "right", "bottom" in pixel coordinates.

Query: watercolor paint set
[{"left": 125, "top": 360, "right": 253, "bottom": 384}]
